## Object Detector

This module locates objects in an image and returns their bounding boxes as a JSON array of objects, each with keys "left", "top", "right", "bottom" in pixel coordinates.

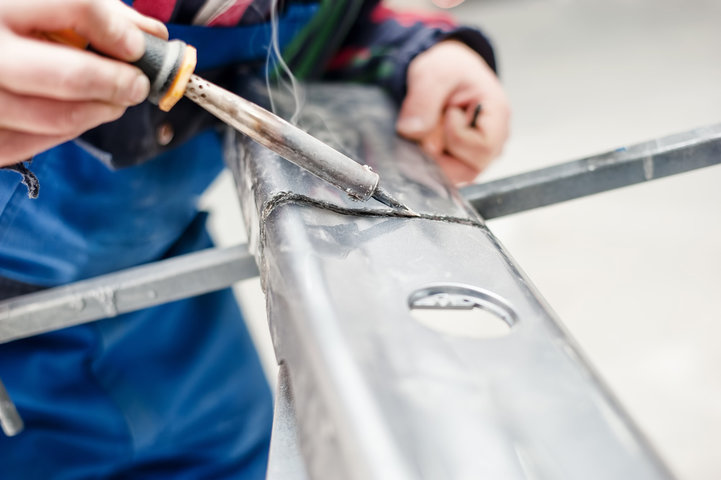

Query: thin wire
[{"left": 265, "top": 0, "right": 304, "bottom": 124}]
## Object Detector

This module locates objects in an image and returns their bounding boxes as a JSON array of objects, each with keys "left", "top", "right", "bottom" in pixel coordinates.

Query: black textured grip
[{"left": 133, "top": 32, "right": 184, "bottom": 104}]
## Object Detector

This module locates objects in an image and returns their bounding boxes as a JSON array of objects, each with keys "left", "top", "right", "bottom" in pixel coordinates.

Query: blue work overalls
[{"left": 0, "top": 5, "right": 319, "bottom": 478}]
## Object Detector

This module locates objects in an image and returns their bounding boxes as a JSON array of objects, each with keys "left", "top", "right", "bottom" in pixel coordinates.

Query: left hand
[
  {"left": 0, "top": 0, "right": 168, "bottom": 167},
  {"left": 396, "top": 40, "right": 510, "bottom": 185}
]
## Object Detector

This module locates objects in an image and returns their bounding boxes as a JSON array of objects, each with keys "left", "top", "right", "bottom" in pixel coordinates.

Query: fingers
[
  {"left": 115, "top": 1, "right": 169, "bottom": 42},
  {"left": 435, "top": 153, "right": 480, "bottom": 185},
  {"left": 0, "top": 0, "right": 165, "bottom": 167},
  {"left": 416, "top": 107, "right": 486, "bottom": 184},
  {"left": 0, "top": 86, "right": 126, "bottom": 167},
  {"left": 0, "top": 130, "right": 76, "bottom": 167},
  {"left": 1, "top": 0, "right": 167, "bottom": 61},
  {"left": 420, "top": 124, "right": 445, "bottom": 159},
  {"left": 0, "top": 35, "right": 149, "bottom": 105},
  {"left": 443, "top": 106, "right": 494, "bottom": 173},
  {"left": 444, "top": 101, "right": 510, "bottom": 173},
  {"left": 396, "top": 60, "right": 454, "bottom": 140},
  {"left": 417, "top": 104, "right": 509, "bottom": 184},
  {"left": 396, "top": 39, "right": 511, "bottom": 184},
  {"left": 0, "top": 88, "right": 125, "bottom": 136},
  {"left": 0, "top": 0, "right": 159, "bottom": 106}
]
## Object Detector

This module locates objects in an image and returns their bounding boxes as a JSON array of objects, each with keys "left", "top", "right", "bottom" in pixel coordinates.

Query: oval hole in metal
[{"left": 408, "top": 284, "right": 516, "bottom": 339}]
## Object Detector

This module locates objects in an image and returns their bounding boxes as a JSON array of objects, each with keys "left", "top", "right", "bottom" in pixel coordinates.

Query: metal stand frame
[{"left": 1, "top": 85, "right": 720, "bottom": 478}]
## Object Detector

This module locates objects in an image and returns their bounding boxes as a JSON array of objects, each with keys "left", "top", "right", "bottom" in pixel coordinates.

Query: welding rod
[
  {"left": 50, "top": 31, "right": 410, "bottom": 211},
  {"left": 184, "top": 69, "right": 405, "bottom": 207},
  {"left": 183, "top": 74, "right": 408, "bottom": 207}
]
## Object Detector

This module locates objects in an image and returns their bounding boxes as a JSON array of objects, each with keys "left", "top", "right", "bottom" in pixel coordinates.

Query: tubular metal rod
[
  {"left": 185, "top": 75, "right": 379, "bottom": 201},
  {"left": 461, "top": 123, "right": 721, "bottom": 219},
  {"left": 0, "top": 244, "right": 259, "bottom": 344}
]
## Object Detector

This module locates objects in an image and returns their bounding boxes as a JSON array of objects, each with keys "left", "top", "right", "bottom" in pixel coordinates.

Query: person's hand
[
  {"left": 396, "top": 40, "right": 510, "bottom": 185},
  {"left": 0, "top": 0, "right": 168, "bottom": 167}
]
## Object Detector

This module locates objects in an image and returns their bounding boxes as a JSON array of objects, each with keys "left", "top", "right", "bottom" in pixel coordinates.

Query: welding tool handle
[
  {"left": 132, "top": 33, "right": 196, "bottom": 111},
  {"left": 46, "top": 30, "right": 196, "bottom": 112},
  {"left": 134, "top": 34, "right": 181, "bottom": 102},
  {"left": 131, "top": 32, "right": 197, "bottom": 112}
]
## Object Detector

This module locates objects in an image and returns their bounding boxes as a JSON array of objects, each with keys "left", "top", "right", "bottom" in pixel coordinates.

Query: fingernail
[
  {"left": 129, "top": 75, "right": 150, "bottom": 104},
  {"left": 156, "top": 22, "right": 170, "bottom": 40},
  {"left": 126, "top": 28, "right": 145, "bottom": 59},
  {"left": 428, "top": 139, "right": 442, "bottom": 154},
  {"left": 397, "top": 117, "right": 425, "bottom": 134},
  {"left": 423, "top": 137, "right": 443, "bottom": 155}
]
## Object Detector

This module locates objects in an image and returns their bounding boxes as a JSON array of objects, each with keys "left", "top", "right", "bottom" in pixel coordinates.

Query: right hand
[
  {"left": 0, "top": 0, "right": 168, "bottom": 167},
  {"left": 397, "top": 40, "right": 510, "bottom": 185}
]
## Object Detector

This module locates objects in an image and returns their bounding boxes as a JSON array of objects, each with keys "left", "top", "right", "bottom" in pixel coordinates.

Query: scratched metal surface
[{"left": 226, "top": 84, "right": 673, "bottom": 480}]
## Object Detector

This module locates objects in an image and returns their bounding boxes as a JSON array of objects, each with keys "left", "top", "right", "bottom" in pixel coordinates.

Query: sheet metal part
[
  {"left": 461, "top": 123, "right": 721, "bottom": 219},
  {"left": 0, "top": 244, "right": 258, "bottom": 345},
  {"left": 266, "top": 364, "right": 311, "bottom": 480},
  {"left": 185, "top": 75, "right": 408, "bottom": 210},
  {"left": 0, "top": 378, "right": 23, "bottom": 437},
  {"left": 228, "top": 84, "right": 675, "bottom": 480}
]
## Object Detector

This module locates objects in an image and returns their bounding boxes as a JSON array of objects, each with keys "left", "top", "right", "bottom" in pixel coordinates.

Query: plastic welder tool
[{"left": 48, "top": 30, "right": 413, "bottom": 212}]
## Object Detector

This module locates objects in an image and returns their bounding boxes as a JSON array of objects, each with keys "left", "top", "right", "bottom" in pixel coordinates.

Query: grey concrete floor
[{"left": 204, "top": 1, "right": 721, "bottom": 478}]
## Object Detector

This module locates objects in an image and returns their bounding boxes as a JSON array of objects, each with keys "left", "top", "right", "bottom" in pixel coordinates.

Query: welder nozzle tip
[{"left": 372, "top": 186, "right": 418, "bottom": 216}]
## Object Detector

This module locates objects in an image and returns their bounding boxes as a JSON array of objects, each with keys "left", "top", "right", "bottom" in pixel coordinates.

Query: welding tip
[{"left": 372, "top": 186, "right": 417, "bottom": 215}]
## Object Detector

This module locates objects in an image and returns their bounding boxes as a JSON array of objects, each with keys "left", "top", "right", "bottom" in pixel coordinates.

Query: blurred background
[{"left": 202, "top": 0, "right": 721, "bottom": 478}]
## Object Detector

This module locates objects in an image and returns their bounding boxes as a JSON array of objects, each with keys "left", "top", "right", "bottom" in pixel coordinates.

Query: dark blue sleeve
[{"left": 323, "top": 1, "right": 497, "bottom": 102}]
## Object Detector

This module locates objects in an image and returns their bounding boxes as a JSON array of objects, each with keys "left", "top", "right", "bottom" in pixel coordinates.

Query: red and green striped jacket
[
  {"left": 130, "top": 0, "right": 495, "bottom": 95},
  {"left": 84, "top": 0, "right": 496, "bottom": 165}
]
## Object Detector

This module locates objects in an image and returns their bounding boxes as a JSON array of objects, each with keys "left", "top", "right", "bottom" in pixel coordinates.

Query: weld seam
[{"left": 258, "top": 191, "right": 484, "bottom": 254}]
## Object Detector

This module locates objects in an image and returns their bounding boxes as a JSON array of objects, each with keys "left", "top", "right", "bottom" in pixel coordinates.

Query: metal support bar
[
  {"left": 228, "top": 83, "right": 674, "bottom": 480},
  {"left": 0, "top": 244, "right": 258, "bottom": 345},
  {"left": 0, "top": 378, "right": 23, "bottom": 437},
  {"left": 461, "top": 123, "right": 721, "bottom": 219}
]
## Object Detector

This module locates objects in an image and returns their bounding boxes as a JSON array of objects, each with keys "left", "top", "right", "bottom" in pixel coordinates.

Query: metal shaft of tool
[
  {"left": 185, "top": 75, "right": 380, "bottom": 202},
  {"left": 461, "top": 123, "right": 721, "bottom": 219}
]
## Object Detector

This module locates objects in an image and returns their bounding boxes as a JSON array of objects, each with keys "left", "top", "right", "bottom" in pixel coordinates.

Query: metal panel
[
  {"left": 0, "top": 245, "right": 258, "bottom": 344},
  {"left": 228, "top": 84, "right": 674, "bottom": 480},
  {"left": 461, "top": 124, "right": 721, "bottom": 219},
  {"left": 266, "top": 364, "right": 310, "bottom": 480}
]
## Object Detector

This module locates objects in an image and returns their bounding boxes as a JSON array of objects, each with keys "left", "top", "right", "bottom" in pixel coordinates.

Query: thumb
[{"left": 396, "top": 74, "right": 449, "bottom": 140}]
